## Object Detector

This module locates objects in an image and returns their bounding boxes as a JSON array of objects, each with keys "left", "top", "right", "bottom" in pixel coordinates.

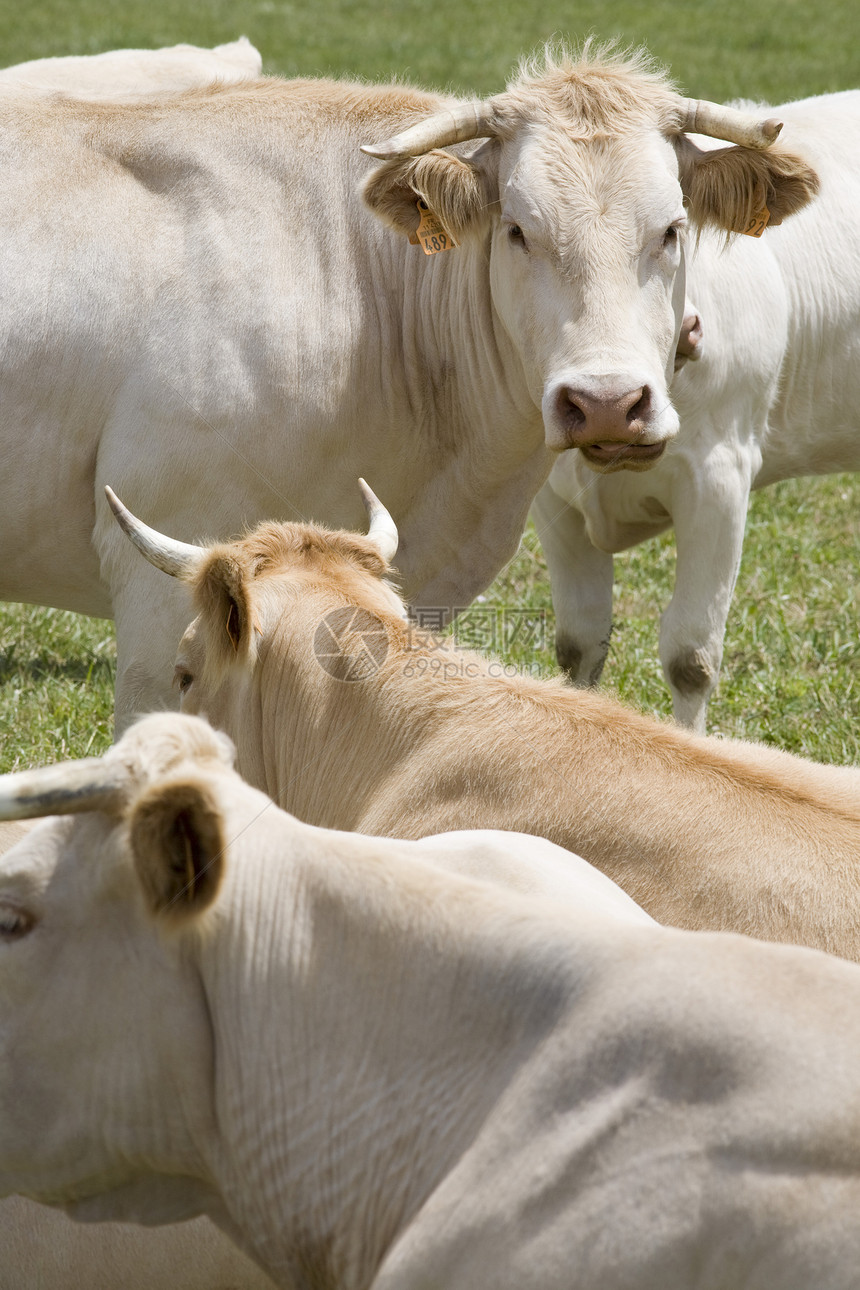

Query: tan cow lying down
[
  {"left": 108, "top": 484, "right": 860, "bottom": 961},
  {"left": 0, "top": 38, "right": 261, "bottom": 98},
  {"left": 5, "top": 714, "right": 860, "bottom": 1289}
]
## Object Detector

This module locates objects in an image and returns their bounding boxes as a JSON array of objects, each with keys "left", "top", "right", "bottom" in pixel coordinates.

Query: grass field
[{"left": 0, "top": 1, "right": 858, "bottom": 773}]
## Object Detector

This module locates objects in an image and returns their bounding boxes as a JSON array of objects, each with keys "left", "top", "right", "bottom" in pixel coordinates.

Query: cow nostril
[
  {"left": 555, "top": 388, "right": 587, "bottom": 431},
  {"left": 627, "top": 386, "right": 651, "bottom": 426}
]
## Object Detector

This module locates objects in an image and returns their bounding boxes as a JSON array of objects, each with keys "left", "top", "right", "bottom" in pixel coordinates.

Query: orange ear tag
[
  {"left": 414, "top": 199, "right": 458, "bottom": 254},
  {"left": 742, "top": 206, "right": 770, "bottom": 237}
]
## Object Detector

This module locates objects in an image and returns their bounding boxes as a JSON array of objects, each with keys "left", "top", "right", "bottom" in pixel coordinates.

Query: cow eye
[
  {"left": 0, "top": 904, "right": 34, "bottom": 941},
  {"left": 663, "top": 224, "right": 683, "bottom": 249},
  {"left": 173, "top": 666, "right": 194, "bottom": 694},
  {"left": 507, "top": 224, "right": 527, "bottom": 248}
]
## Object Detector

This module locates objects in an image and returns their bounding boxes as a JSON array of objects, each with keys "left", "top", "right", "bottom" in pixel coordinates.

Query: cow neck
[
  {"left": 197, "top": 815, "right": 584, "bottom": 1290},
  {"left": 373, "top": 232, "right": 552, "bottom": 609},
  {"left": 262, "top": 621, "right": 415, "bottom": 833}
]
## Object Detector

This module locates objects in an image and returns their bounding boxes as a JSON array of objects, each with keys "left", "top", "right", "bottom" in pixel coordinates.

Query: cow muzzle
[{"left": 542, "top": 371, "right": 677, "bottom": 470}]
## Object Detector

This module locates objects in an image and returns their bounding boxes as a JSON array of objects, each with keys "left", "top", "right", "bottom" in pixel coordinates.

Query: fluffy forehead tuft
[
  {"left": 197, "top": 520, "right": 390, "bottom": 583},
  {"left": 496, "top": 40, "right": 680, "bottom": 139},
  {"left": 107, "top": 713, "right": 237, "bottom": 788}
]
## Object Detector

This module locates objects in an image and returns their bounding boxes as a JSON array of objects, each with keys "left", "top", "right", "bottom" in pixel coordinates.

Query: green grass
[
  {"left": 1, "top": 0, "right": 857, "bottom": 100},
  {"left": 0, "top": 1, "right": 858, "bottom": 772}
]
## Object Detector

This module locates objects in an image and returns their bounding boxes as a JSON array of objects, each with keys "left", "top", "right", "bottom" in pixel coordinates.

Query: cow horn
[
  {"left": 357, "top": 478, "right": 399, "bottom": 563},
  {"left": 0, "top": 759, "right": 130, "bottom": 821},
  {"left": 679, "top": 98, "right": 783, "bottom": 149},
  {"left": 360, "top": 100, "right": 495, "bottom": 160},
  {"left": 105, "top": 486, "right": 205, "bottom": 579}
]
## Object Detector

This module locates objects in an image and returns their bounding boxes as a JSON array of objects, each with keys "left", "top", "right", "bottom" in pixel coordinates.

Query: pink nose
[{"left": 553, "top": 383, "right": 653, "bottom": 446}]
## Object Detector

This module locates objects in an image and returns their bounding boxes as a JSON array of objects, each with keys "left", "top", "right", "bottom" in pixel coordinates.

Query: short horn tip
[
  {"left": 360, "top": 143, "right": 393, "bottom": 159},
  {"left": 762, "top": 118, "right": 783, "bottom": 142}
]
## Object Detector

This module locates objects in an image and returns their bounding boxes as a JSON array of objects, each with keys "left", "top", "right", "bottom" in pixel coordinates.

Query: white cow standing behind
[
  {"left": 0, "top": 38, "right": 262, "bottom": 97},
  {"left": 6, "top": 715, "right": 860, "bottom": 1288},
  {"left": 536, "top": 88, "right": 860, "bottom": 731},
  {"left": 0, "top": 45, "right": 816, "bottom": 724}
]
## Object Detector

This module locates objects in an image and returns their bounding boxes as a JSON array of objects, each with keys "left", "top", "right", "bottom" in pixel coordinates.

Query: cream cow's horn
[
  {"left": 0, "top": 759, "right": 130, "bottom": 821},
  {"left": 357, "top": 478, "right": 399, "bottom": 563},
  {"left": 105, "top": 486, "right": 206, "bottom": 579},
  {"left": 361, "top": 100, "right": 495, "bottom": 160},
  {"left": 678, "top": 97, "right": 783, "bottom": 149}
]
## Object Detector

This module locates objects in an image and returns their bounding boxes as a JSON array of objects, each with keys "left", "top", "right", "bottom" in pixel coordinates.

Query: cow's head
[
  {"left": 105, "top": 485, "right": 408, "bottom": 794},
  {"left": 0, "top": 714, "right": 237, "bottom": 1224},
  {"left": 361, "top": 45, "right": 818, "bottom": 472}
]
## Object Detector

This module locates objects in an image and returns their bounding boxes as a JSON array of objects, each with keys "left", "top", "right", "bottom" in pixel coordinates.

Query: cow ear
[
  {"left": 676, "top": 136, "right": 819, "bottom": 232},
  {"left": 130, "top": 776, "right": 226, "bottom": 923},
  {"left": 192, "top": 551, "right": 256, "bottom": 676},
  {"left": 362, "top": 146, "right": 498, "bottom": 240}
]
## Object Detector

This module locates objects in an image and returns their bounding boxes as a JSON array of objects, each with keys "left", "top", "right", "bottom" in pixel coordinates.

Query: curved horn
[
  {"left": 357, "top": 478, "right": 399, "bottom": 563},
  {"left": 361, "top": 100, "right": 495, "bottom": 160},
  {"left": 105, "top": 486, "right": 205, "bottom": 579},
  {"left": 679, "top": 98, "right": 783, "bottom": 150},
  {"left": 0, "top": 759, "right": 129, "bottom": 821}
]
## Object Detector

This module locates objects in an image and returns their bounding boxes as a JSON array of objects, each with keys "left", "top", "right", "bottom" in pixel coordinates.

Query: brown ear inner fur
[
  {"left": 130, "top": 775, "right": 227, "bottom": 922},
  {"left": 677, "top": 138, "right": 820, "bottom": 231},
  {"left": 362, "top": 148, "right": 498, "bottom": 239}
]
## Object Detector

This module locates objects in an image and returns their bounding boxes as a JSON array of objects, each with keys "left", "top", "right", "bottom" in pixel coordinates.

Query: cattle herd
[{"left": 0, "top": 34, "right": 858, "bottom": 1290}]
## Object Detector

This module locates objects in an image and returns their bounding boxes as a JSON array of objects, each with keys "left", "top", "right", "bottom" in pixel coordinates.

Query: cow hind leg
[{"left": 531, "top": 481, "right": 614, "bottom": 686}]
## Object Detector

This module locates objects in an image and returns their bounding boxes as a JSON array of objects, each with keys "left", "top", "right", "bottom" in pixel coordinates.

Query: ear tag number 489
[{"left": 413, "top": 199, "right": 457, "bottom": 255}]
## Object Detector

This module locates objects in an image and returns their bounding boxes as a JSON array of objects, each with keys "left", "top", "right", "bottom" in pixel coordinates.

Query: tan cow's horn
[
  {"left": 0, "top": 759, "right": 129, "bottom": 821},
  {"left": 357, "top": 478, "right": 399, "bottom": 563},
  {"left": 361, "top": 100, "right": 495, "bottom": 160},
  {"left": 679, "top": 98, "right": 783, "bottom": 149},
  {"left": 105, "top": 486, "right": 205, "bottom": 579}
]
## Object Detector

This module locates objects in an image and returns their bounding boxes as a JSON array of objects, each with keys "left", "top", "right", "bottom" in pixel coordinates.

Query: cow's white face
[
  {"left": 488, "top": 128, "right": 685, "bottom": 470},
  {"left": 362, "top": 54, "right": 818, "bottom": 477},
  {"left": 0, "top": 811, "right": 217, "bottom": 1222}
]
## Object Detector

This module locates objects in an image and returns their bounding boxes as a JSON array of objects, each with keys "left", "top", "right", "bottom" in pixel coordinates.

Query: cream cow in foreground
[
  {"left": 109, "top": 484, "right": 860, "bottom": 960},
  {"left": 0, "top": 38, "right": 261, "bottom": 97},
  {"left": 5, "top": 715, "right": 860, "bottom": 1288},
  {"left": 0, "top": 719, "right": 650, "bottom": 1290},
  {"left": 0, "top": 45, "right": 816, "bottom": 723},
  {"left": 536, "top": 88, "right": 860, "bottom": 731}
]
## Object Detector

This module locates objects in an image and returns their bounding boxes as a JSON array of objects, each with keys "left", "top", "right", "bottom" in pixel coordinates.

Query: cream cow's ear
[
  {"left": 675, "top": 135, "right": 819, "bottom": 232},
  {"left": 129, "top": 775, "right": 226, "bottom": 922},
  {"left": 362, "top": 145, "right": 498, "bottom": 241}
]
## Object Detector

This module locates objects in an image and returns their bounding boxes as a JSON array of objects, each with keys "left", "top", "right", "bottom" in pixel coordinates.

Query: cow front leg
[
  {"left": 109, "top": 567, "right": 197, "bottom": 733},
  {"left": 659, "top": 461, "right": 752, "bottom": 732},
  {"left": 531, "top": 480, "right": 613, "bottom": 685}
]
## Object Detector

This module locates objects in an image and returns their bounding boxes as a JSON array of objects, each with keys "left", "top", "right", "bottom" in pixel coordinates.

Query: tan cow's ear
[
  {"left": 130, "top": 776, "right": 226, "bottom": 923},
  {"left": 676, "top": 136, "right": 819, "bottom": 232},
  {"left": 362, "top": 147, "right": 497, "bottom": 240},
  {"left": 192, "top": 551, "right": 256, "bottom": 678}
]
